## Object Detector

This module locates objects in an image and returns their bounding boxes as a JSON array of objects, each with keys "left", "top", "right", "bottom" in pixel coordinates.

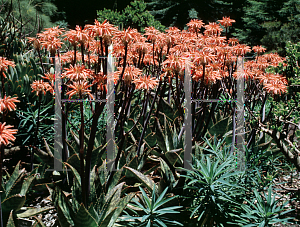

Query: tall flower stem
[
  {"left": 73, "top": 44, "right": 77, "bottom": 66},
  {"left": 79, "top": 92, "right": 86, "bottom": 206},
  {"left": 120, "top": 43, "right": 128, "bottom": 80},
  {"left": 153, "top": 78, "right": 167, "bottom": 132},
  {"left": 0, "top": 143, "right": 3, "bottom": 227},
  {"left": 84, "top": 92, "right": 106, "bottom": 206},
  {"left": 0, "top": 72, "right": 4, "bottom": 227},
  {"left": 170, "top": 78, "right": 184, "bottom": 121},
  {"left": 80, "top": 43, "right": 85, "bottom": 64},
  {"left": 1, "top": 72, "right": 4, "bottom": 100},
  {"left": 137, "top": 79, "right": 162, "bottom": 157},
  {"left": 37, "top": 49, "right": 45, "bottom": 76},
  {"left": 32, "top": 94, "right": 42, "bottom": 170}
]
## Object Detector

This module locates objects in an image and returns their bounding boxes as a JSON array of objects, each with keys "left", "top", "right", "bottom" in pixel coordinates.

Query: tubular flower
[
  {"left": 86, "top": 19, "right": 117, "bottom": 45},
  {"left": 187, "top": 19, "right": 204, "bottom": 33},
  {"left": 252, "top": 45, "right": 266, "bottom": 55},
  {"left": 93, "top": 72, "right": 107, "bottom": 92},
  {"left": 66, "top": 81, "right": 94, "bottom": 99},
  {"left": 162, "top": 54, "right": 186, "bottom": 72},
  {"left": 88, "top": 40, "right": 104, "bottom": 54},
  {"left": 0, "top": 95, "right": 20, "bottom": 112},
  {"left": 63, "top": 25, "right": 90, "bottom": 46},
  {"left": 114, "top": 27, "right": 139, "bottom": 46},
  {"left": 41, "top": 37, "right": 63, "bottom": 56},
  {"left": 36, "top": 26, "right": 64, "bottom": 56},
  {"left": 264, "top": 82, "right": 288, "bottom": 95},
  {"left": 218, "top": 17, "right": 236, "bottom": 28},
  {"left": 235, "top": 44, "right": 251, "bottom": 56},
  {"left": 38, "top": 26, "right": 64, "bottom": 39},
  {"left": 115, "top": 66, "right": 142, "bottom": 85},
  {"left": 0, "top": 122, "right": 17, "bottom": 146},
  {"left": 228, "top": 38, "right": 239, "bottom": 46},
  {"left": 204, "top": 22, "right": 223, "bottom": 36},
  {"left": 133, "top": 75, "right": 159, "bottom": 90},
  {"left": 62, "top": 64, "right": 93, "bottom": 81},
  {"left": 31, "top": 80, "right": 52, "bottom": 96},
  {"left": 165, "top": 27, "right": 181, "bottom": 35},
  {"left": 0, "top": 57, "right": 15, "bottom": 78},
  {"left": 193, "top": 49, "right": 215, "bottom": 66},
  {"left": 42, "top": 73, "right": 55, "bottom": 86},
  {"left": 60, "top": 51, "right": 75, "bottom": 63},
  {"left": 144, "top": 26, "right": 160, "bottom": 43}
]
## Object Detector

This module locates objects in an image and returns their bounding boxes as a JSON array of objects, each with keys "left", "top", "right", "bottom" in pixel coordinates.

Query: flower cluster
[
  {"left": 0, "top": 57, "right": 16, "bottom": 78},
  {"left": 27, "top": 17, "right": 288, "bottom": 101},
  {"left": 0, "top": 95, "right": 20, "bottom": 113},
  {"left": 31, "top": 80, "right": 53, "bottom": 96},
  {"left": 0, "top": 59, "right": 18, "bottom": 146},
  {"left": 0, "top": 123, "right": 18, "bottom": 146}
]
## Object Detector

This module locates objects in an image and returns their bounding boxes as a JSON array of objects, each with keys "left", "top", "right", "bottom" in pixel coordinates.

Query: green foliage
[
  {"left": 179, "top": 144, "right": 244, "bottom": 226},
  {"left": 267, "top": 42, "right": 300, "bottom": 132},
  {"left": 0, "top": 162, "right": 37, "bottom": 225},
  {"left": 232, "top": 186, "right": 293, "bottom": 226},
  {"left": 234, "top": 0, "right": 300, "bottom": 55},
  {"left": 97, "top": 0, "right": 165, "bottom": 32},
  {"left": 49, "top": 162, "right": 135, "bottom": 227},
  {"left": 119, "top": 186, "right": 183, "bottom": 226},
  {"left": 145, "top": 0, "right": 234, "bottom": 28},
  {"left": 16, "top": 99, "right": 54, "bottom": 148},
  {"left": 0, "top": 0, "right": 59, "bottom": 37}
]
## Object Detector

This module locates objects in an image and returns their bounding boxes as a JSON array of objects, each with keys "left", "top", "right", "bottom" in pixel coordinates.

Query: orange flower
[
  {"left": 165, "top": 27, "right": 181, "bottom": 35},
  {"left": 204, "top": 22, "right": 223, "bottom": 36},
  {"left": 36, "top": 26, "right": 64, "bottom": 55},
  {"left": 38, "top": 26, "right": 65, "bottom": 40},
  {"left": 62, "top": 64, "right": 93, "bottom": 81},
  {"left": 257, "top": 73, "right": 287, "bottom": 85},
  {"left": 0, "top": 122, "right": 17, "bottom": 146},
  {"left": 41, "top": 37, "right": 63, "bottom": 56},
  {"left": 131, "top": 39, "right": 150, "bottom": 55},
  {"left": 187, "top": 19, "right": 204, "bottom": 33},
  {"left": 114, "top": 66, "right": 142, "bottom": 85},
  {"left": 193, "top": 49, "right": 215, "bottom": 66},
  {"left": 264, "top": 82, "right": 287, "bottom": 95},
  {"left": 144, "top": 26, "right": 160, "bottom": 43},
  {"left": 86, "top": 19, "right": 117, "bottom": 44},
  {"left": 133, "top": 75, "right": 159, "bottom": 90},
  {"left": 0, "top": 95, "right": 20, "bottom": 112},
  {"left": 42, "top": 73, "right": 55, "bottom": 86},
  {"left": 60, "top": 51, "right": 73, "bottom": 64},
  {"left": 113, "top": 27, "right": 139, "bottom": 45},
  {"left": 163, "top": 54, "right": 186, "bottom": 72},
  {"left": 252, "top": 45, "right": 266, "bottom": 55},
  {"left": 235, "top": 44, "right": 251, "bottom": 56},
  {"left": 66, "top": 81, "right": 94, "bottom": 99},
  {"left": 218, "top": 17, "right": 236, "bottom": 28},
  {"left": 93, "top": 72, "right": 107, "bottom": 92},
  {"left": 31, "top": 80, "right": 52, "bottom": 96},
  {"left": 89, "top": 40, "right": 104, "bottom": 54},
  {"left": 63, "top": 25, "right": 90, "bottom": 46},
  {"left": 228, "top": 38, "right": 239, "bottom": 46},
  {"left": 0, "top": 57, "right": 15, "bottom": 78}
]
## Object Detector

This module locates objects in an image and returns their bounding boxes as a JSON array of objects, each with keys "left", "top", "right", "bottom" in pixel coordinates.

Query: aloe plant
[
  {"left": 119, "top": 186, "right": 183, "bottom": 227},
  {"left": 0, "top": 161, "right": 51, "bottom": 226},
  {"left": 47, "top": 159, "right": 135, "bottom": 227}
]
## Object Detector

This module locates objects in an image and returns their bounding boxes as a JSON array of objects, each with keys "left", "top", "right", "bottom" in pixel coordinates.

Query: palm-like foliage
[{"left": 119, "top": 186, "right": 183, "bottom": 227}]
